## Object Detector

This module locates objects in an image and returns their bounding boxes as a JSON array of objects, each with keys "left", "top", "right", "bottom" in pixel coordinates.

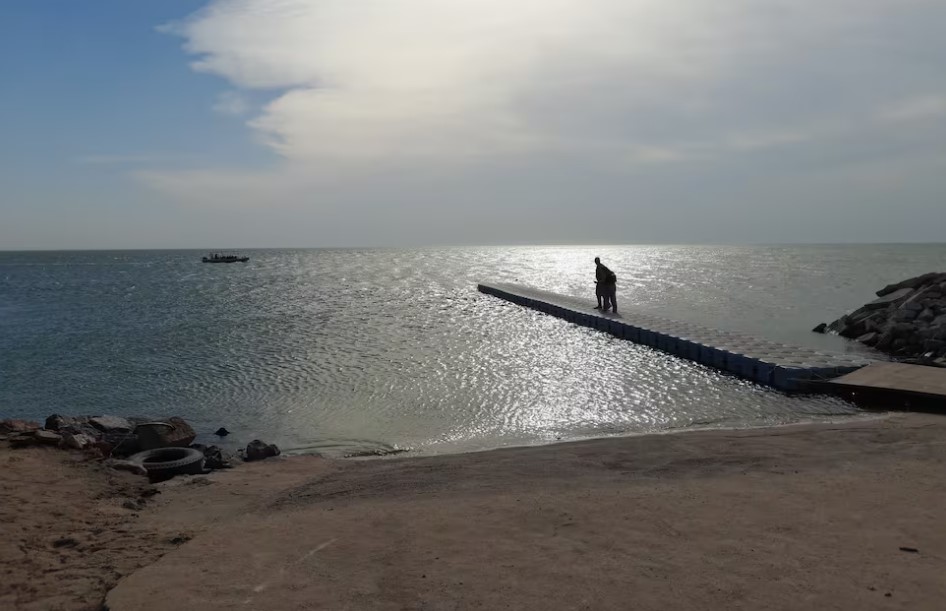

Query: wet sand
[{"left": 4, "top": 413, "right": 946, "bottom": 610}]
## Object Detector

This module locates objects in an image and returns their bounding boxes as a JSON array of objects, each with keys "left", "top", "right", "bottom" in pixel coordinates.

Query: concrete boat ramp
[{"left": 479, "top": 282, "right": 874, "bottom": 392}]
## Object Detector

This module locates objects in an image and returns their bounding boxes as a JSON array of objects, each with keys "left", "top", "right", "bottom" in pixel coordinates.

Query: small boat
[{"left": 202, "top": 252, "right": 249, "bottom": 263}]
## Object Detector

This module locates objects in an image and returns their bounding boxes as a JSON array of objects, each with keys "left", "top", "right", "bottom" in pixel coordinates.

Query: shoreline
[
  {"left": 3, "top": 412, "right": 945, "bottom": 610},
  {"left": 323, "top": 409, "right": 884, "bottom": 460}
]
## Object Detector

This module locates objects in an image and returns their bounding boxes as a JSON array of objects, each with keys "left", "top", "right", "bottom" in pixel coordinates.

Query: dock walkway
[
  {"left": 479, "top": 282, "right": 872, "bottom": 392},
  {"left": 821, "top": 362, "right": 946, "bottom": 408}
]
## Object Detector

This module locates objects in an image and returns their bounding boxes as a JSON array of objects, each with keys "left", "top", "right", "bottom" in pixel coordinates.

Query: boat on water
[{"left": 202, "top": 253, "right": 249, "bottom": 263}]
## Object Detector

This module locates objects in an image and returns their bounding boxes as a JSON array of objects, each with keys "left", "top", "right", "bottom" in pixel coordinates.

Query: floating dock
[
  {"left": 814, "top": 362, "right": 946, "bottom": 409},
  {"left": 479, "top": 282, "right": 873, "bottom": 392}
]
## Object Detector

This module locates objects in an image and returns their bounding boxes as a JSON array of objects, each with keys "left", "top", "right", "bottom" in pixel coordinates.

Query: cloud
[
  {"left": 212, "top": 90, "right": 251, "bottom": 116},
  {"left": 145, "top": 0, "right": 946, "bottom": 244},
  {"left": 159, "top": 0, "right": 782, "bottom": 163},
  {"left": 878, "top": 94, "right": 946, "bottom": 123}
]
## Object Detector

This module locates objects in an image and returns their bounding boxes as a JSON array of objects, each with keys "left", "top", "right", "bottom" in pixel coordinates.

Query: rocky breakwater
[
  {"left": 1, "top": 414, "right": 284, "bottom": 481},
  {"left": 815, "top": 272, "right": 946, "bottom": 365}
]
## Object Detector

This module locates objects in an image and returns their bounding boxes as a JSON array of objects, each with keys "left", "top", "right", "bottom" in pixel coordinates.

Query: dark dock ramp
[
  {"left": 819, "top": 362, "right": 946, "bottom": 408},
  {"left": 478, "top": 282, "right": 872, "bottom": 392}
]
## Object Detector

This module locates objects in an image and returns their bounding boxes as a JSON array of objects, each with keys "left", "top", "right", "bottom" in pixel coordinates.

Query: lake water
[{"left": 2, "top": 245, "right": 943, "bottom": 456}]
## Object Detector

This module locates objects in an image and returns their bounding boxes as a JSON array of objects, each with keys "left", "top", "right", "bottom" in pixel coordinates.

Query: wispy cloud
[
  {"left": 141, "top": 0, "right": 946, "bottom": 244},
  {"left": 212, "top": 90, "right": 250, "bottom": 116},
  {"left": 878, "top": 94, "right": 946, "bottom": 123}
]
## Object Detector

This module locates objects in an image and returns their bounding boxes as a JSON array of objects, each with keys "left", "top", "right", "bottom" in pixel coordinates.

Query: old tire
[{"left": 128, "top": 447, "right": 205, "bottom": 479}]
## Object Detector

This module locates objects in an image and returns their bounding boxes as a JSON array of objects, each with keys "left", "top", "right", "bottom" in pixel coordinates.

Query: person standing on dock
[{"left": 594, "top": 257, "right": 617, "bottom": 312}]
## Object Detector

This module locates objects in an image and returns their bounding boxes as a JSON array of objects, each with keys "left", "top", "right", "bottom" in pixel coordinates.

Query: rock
[
  {"left": 214, "top": 427, "right": 230, "bottom": 437},
  {"left": 33, "top": 430, "right": 62, "bottom": 445},
  {"left": 892, "top": 309, "right": 918, "bottom": 322},
  {"left": 60, "top": 432, "right": 96, "bottom": 451},
  {"left": 876, "top": 272, "right": 943, "bottom": 297},
  {"left": 54, "top": 418, "right": 101, "bottom": 442},
  {"left": 919, "top": 308, "right": 936, "bottom": 323},
  {"left": 191, "top": 444, "right": 233, "bottom": 470},
  {"left": 864, "top": 314, "right": 887, "bottom": 332},
  {"left": 136, "top": 417, "right": 197, "bottom": 450},
  {"left": 243, "top": 439, "right": 280, "bottom": 462},
  {"left": 856, "top": 332, "right": 879, "bottom": 346},
  {"left": 901, "top": 301, "right": 924, "bottom": 312},
  {"left": 890, "top": 322, "right": 916, "bottom": 337},
  {"left": 104, "top": 459, "right": 148, "bottom": 477},
  {"left": 865, "top": 288, "right": 914, "bottom": 310},
  {"left": 44, "top": 414, "right": 68, "bottom": 431},
  {"left": 8, "top": 430, "right": 61, "bottom": 447},
  {"left": 840, "top": 310, "right": 888, "bottom": 338},
  {"left": 0, "top": 419, "right": 40, "bottom": 434},
  {"left": 90, "top": 416, "right": 133, "bottom": 434}
]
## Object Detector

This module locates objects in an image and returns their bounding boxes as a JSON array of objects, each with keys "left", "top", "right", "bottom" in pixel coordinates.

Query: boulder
[
  {"left": 34, "top": 430, "right": 62, "bottom": 445},
  {"left": 892, "top": 309, "right": 918, "bottom": 322},
  {"left": 60, "top": 432, "right": 96, "bottom": 451},
  {"left": 865, "top": 288, "right": 914, "bottom": 310},
  {"left": 191, "top": 444, "right": 233, "bottom": 470},
  {"left": 90, "top": 416, "right": 133, "bottom": 434},
  {"left": 876, "top": 272, "right": 943, "bottom": 297},
  {"left": 10, "top": 430, "right": 61, "bottom": 447},
  {"left": 243, "top": 440, "right": 280, "bottom": 462},
  {"left": 843, "top": 310, "right": 889, "bottom": 337},
  {"left": 821, "top": 273, "right": 946, "bottom": 357},
  {"left": 890, "top": 322, "right": 916, "bottom": 337},
  {"left": 136, "top": 417, "right": 196, "bottom": 450},
  {"left": 864, "top": 314, "right": 887, "bottom": 332},
  {"left": 0, "top": 419, "right": 40, "bottom": 434},
  {"left": 812, "top": 322, "right": 827, "bottom": 334}
]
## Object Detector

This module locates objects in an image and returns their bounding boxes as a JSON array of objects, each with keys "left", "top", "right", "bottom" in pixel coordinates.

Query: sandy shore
[{"left": 3, "top": 413, "right": 946, "bottom": 610}]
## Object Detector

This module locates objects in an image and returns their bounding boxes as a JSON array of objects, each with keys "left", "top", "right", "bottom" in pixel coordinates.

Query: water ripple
[{"left": 2, "top": 245, "right": 943, "bottom": 455}]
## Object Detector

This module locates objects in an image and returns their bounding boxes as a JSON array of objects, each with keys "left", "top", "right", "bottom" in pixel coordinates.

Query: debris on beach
[
  {"left": 2, "top": 414, "right": 236, "bottom": 482},
  {"left": 816, "top": 272, "right": 946, "bottom": 366},
  {"left": 191, "top": 443, "right": 234, "bottom": 469},
  {"left": 136, "top": 417, "right": 197, "bottom": 450},
  {"left": 242, "top": 439, "right": 281, "bottom": 461}
]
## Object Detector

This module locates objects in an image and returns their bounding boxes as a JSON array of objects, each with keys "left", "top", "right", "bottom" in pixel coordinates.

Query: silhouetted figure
[
  {"left": 594, "top": 257, "right": 607, "bottom": 309},
  {"left": 594, "top": 257, "right": 618, "bottom": 313}
]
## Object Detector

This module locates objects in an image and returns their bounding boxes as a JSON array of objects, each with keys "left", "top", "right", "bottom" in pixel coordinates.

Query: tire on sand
[{"left": 129, "top": 447, "right": 206, "bottom": 481}]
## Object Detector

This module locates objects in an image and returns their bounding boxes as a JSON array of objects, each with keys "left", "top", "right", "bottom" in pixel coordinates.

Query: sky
[{"left": 1, "top": 0, "right": 945, "bottom": 249}]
